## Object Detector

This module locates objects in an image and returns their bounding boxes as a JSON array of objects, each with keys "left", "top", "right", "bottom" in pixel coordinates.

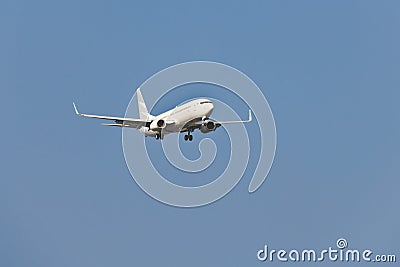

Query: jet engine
[
  {"left": 200, "top": 120, "right": 216, "bottom": 133},
  {"left": 150, "top": 119, "right": 166, "bottom": 130}
]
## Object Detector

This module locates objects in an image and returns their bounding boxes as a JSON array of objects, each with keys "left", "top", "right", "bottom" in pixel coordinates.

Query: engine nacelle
[
  {"left": 150, "top": 119, "right": 166, "bottom": 130},
  {"left": 200, "top": 120, "right": 216, "bottom": 133}
]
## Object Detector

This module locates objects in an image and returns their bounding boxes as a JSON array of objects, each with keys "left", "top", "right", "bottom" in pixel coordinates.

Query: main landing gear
[
  {"left": 184, "top": 131, "right": 193, "bottom": 141},
  {"left": 155, "top": 133, "right": 162, "bottom": 140}
]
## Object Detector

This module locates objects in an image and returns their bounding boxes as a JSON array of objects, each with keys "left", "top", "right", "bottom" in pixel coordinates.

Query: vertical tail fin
[{"left": 137, "top": 88, "right": 151, "bottom": 120}]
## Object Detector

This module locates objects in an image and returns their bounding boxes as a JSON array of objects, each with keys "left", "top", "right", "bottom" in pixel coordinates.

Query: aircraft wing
[
  {"left": 187, "top": 110, "right": 252, "bottom": 132},
  {"left": 73, "top": 102, "right": 149, "bottom": 128},
  {"left": 214, "top": 109, "right": 252, "bottom": 126}
]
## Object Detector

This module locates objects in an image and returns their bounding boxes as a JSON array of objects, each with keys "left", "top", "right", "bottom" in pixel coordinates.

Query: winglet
[
  {"left": 73, "top": 102, "right": 80, "bottom": 115},
  {"left": 248, "top": 109, "right": 252, "bottom": 122}
]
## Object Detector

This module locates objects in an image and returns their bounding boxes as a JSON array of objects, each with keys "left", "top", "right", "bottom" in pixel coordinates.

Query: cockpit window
[{"left": 200, "top": 101, "right": 212, "bottom": 104}]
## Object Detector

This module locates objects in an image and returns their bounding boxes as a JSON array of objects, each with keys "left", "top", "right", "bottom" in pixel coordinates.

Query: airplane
[{"left": 73, "top": 89, "right": 252, "bottom": 141}]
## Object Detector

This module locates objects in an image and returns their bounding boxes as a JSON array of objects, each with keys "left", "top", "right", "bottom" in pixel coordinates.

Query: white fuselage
[{"left": 139, "top": 98, "right": 214, "bottom": 137}]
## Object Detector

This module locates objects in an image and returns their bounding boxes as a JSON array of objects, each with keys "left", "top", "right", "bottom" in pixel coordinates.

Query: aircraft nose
[{"left": 208, "top": 103, "right": 214, "bottom": 116}]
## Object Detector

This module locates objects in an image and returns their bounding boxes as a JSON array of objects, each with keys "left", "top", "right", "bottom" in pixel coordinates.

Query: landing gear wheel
[
  {"left": 155, "top": 133, "right": 160, "bottom": 140},
  {"left": 184, "top": 135, "right": 188, "bottom": 141},
  {"left": 188, "top": 135, "right": 193, "bottom": 141}
]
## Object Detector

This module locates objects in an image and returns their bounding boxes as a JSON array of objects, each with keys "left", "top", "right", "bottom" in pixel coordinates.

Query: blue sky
[{"left": 1, "top": 0, "right": 399, "bottom": 266}]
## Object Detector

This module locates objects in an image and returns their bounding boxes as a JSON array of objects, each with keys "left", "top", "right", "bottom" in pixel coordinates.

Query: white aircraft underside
[{"left": 73, "top": 89, "right": 252, "bottom": 141}]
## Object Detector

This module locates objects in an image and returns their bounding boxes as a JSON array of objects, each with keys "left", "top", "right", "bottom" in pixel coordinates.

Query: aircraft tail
[{"left": 137, "top": 88, "right": 151, "bottom": 120}]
